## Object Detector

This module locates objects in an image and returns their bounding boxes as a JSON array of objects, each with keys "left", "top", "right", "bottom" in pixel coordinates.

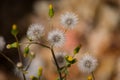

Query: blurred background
[{"left": 0, "top": 0, "right": 120, "bottom": 80}]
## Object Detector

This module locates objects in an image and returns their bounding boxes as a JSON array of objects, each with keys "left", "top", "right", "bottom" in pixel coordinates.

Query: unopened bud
[
  {"left": 11, "top": 42, "right": 19, "bottom": 48},
  {"left": 17, "top": 62, "right": 23, "bottom": 68},
  {"left": 30, "top": 52, "right": 35, "bottom": 58},
  {"left": 6, "top": 44, "right": 11, "bottom": 49},
  {"left": 49, "top": 4, "right": 53, "bottom": 9},
  {"left": 49, "top": 4, "right": 54, "bottom": 18},
  {"left": 67, "top": 56, "right": 73, "bottom": 62},
  {"left": 12, "top": 24, "right": 17, "bottom": 30},
  {"left": 38, "top": 67, "right": 42, "bottom": 77},
  {"left": 24, "top": 47, "right": 29, "bottom": 57},
  {"left": 11, "top": 24, "right": 18, "bottom": 36},
  {"left": 88, "top": 76, "right": 92, "bottom": 80}
]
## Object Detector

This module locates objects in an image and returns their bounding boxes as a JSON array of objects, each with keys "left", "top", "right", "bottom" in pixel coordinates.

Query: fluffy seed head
[
  {"left": 55, "top": 52, "right": 66, "bottom": 67},
  {"left": 27, "top": 24, "right": 44, "bottom": 40},
  {"left": 60, "top": 12, "right": 78, "bottom": 29},
  {"left": 47, "top": 29, "right": 65, "bottom": 47},
  {"left": 78, "top": 54, "right": 98, "bottom": 73}
]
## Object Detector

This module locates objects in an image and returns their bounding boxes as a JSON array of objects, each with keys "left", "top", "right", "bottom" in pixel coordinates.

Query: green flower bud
[
  {"left": 11, "top": 24, "right": 18, "bottom": 36},
  {"left": 88, "top": 76, "right": 92, "bottom": 80},
  {"left": 65, "top": 56, "right": 77, "bottom": 65},
  {"left": 38, "top": 67, "right": 42, "bottom": 77},
  {"left": 24, "top": 47, "right": 29, "bottom": 57},
  {"left": 6, "top": 42, "right": 19, "bottom": 49},
  {"left": 11, "top": 42, "right": 19, "bottom": 48},
  {"left": 49, "top": 4, "right": 54, "bottom": 18}
]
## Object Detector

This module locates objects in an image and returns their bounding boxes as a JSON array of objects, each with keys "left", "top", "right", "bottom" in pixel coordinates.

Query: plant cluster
[{"left": 0, "top": 4, "right": 98, "bottom": 80}]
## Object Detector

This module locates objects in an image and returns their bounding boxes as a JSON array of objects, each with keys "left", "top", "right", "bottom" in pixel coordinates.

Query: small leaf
[
  {"left": 73, "top": 45, "right": 81, "bottom": 54},
  {"left": 66, "top": 62, "right": 71, "bottom": 67},
  {"left": 70, "top": 58, "right": 77, "bottom": 64}
]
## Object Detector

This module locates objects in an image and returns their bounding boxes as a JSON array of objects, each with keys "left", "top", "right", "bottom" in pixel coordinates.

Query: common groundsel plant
[{"left": 0, "top": 4, "right": 98, "bottom": 80}]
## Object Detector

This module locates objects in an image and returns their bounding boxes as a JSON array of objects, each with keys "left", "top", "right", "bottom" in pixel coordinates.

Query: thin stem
[
  {"left": 20, "top": 41, "right": 50, "bottom": 49},
  {"left": 48, "top": 17, "right": 54, "bottom": 31},
  {"left": 39, "top": 43, "right": 50, "bottom": 49},
  {"left": 22, "top": 73, "right": 26, "bottom": 80},
  {"left": 33, "top": 42, "right": 50, "bottom": 49},
  {"left": 15, "top": 36, "right": 22, "bottom": 62},
  {"left": 91, "top": 72, "right": 95, "bottom": 80},
  {"left": 0, "top": 52, "right": 26, "bottom": 80},
  {"left": 21, "top": 41, "right": 62, "bottom": 79},
  {"left": 25, "top": 58, "right": 33, "bottom": 71},
  {"left": 62, "top": 63, "right": 69, "bottom": 80},
  {"left": 0, "top": 52, "right": 16, "bottom": 67},
  {"left": 50, "top": 47, "right": 62, "bottom": 80}
]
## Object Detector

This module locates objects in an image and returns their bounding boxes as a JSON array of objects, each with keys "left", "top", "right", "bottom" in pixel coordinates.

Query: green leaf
[
  {"left": 66, "top": 62, "right": 71, "bottom": 67},
  {"left": 70, "top": 58, "right": 77, "bottom": 64},
  {"left": 73, "top": 45, "right": 81, "bottom": 54}
]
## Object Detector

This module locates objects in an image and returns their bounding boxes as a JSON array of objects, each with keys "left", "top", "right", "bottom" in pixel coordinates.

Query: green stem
[
  {"left": 25, "top": 58, "right": 33, "bottom": 71},
  {"left": 0, "top": 52, "right": 26, "bottom": 80},
  {"left": 20, "top": 42, "right": 50, "bottom": 49},
  {"left": 50, "top": 47, "right": 63, "bottom": 80},
  {"left": 24, "top": 41, "right": 62, "bottom": 79},
  {"left": 15, "top": 36, "right": 22, "bottom": 63},
  {"left": 0, "top": 52, "right": 16, "bottom": 67},
  {"left": 22, "top": 73, "right": 26, "bottom": 80}
]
